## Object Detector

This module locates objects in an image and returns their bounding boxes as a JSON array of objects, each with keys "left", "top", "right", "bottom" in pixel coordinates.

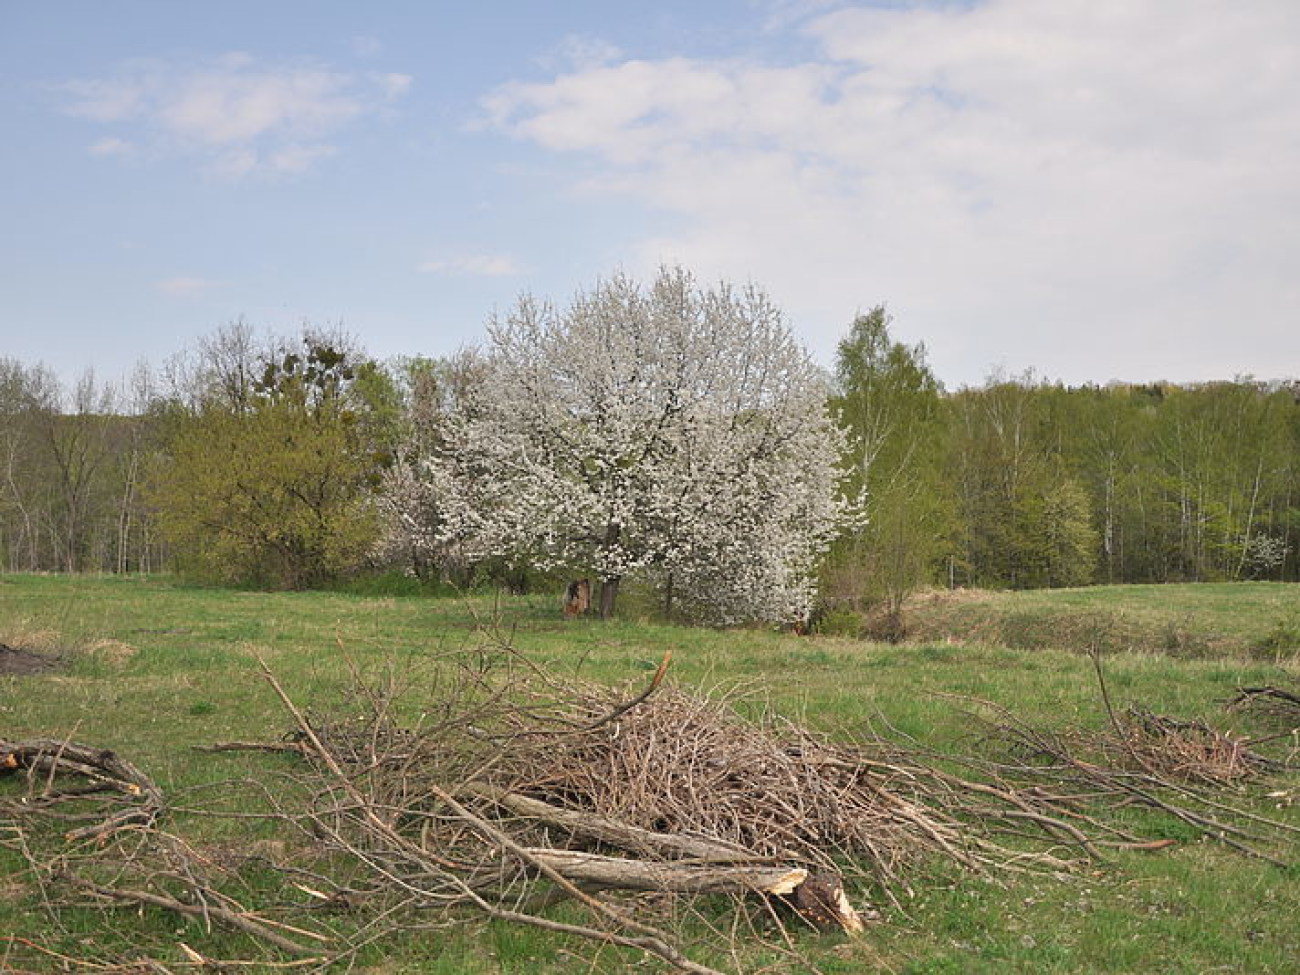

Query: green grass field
[
  {"left": 906, "top": 582, "right": 1300, "bottom": 662},
  {"left": 2, "top": 575, "right": 1298, "bottom": 973}
]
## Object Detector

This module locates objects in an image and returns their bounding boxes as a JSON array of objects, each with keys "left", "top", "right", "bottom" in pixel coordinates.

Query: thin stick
[
  {"left": 62, "top": 874, "right": 322, "bottom": 959},
  {"left": 584, "top": 650, "right": 672, "bottom": 731}
]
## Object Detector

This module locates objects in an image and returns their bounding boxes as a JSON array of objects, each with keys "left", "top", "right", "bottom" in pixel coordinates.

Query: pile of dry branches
[
  {"left": 957, "top": 691, "right": 1298, "bottom": 867},
  {"left": 1118, "top": 704, "right": 1284, "bottom": 784},
  {"left": 3, "top": 648, "right": 1297, "bottom": 974},
  {"left": 164, "top": 651, "right": 1116, "bottom": 970},
  {"left": 1, "top": 736, "right": 339, "bottom": 971},
  {"left": 245, "top": 651, "right": 1300, "bottom": 957},
  {"left": 281, "top": 653, "right": 1099, "bottom": 890},
  {"left": 1227, "top": 685, "right": 1300, "bottom": 732},
  {"left": 0, "top": 738, "right": 164, "bottom": 842}
]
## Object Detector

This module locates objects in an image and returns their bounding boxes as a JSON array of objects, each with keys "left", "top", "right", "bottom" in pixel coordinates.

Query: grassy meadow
[{"left": 2, "top": 574, "right": 1298, "bottom": 973}]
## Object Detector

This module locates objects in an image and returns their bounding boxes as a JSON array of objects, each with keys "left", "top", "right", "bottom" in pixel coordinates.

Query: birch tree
[
  {"left": 828, "top": 307, "right": 953, "bottom": 627},
  {"left": 383, "top": 266, "right": 850, "bottom": 623}
]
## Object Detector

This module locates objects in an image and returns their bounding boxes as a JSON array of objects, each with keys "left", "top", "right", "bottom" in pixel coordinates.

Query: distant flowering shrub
[{"left": 1244, "top": 533, "right": 1288, "bottom": 578}]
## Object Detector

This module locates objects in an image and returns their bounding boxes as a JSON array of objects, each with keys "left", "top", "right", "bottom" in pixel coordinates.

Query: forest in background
[{"left": 2, "top": 311, "right": 1297, "bottom": 609}]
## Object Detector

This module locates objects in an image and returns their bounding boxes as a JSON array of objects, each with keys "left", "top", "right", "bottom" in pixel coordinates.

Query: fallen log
[
  {"left": 517, "top": 852, "right": 863, "bottom": 941},
  {"left": 524, "top": 847, "right": 807, "bottom": 896},
  {"left": 517, "top": 852, "right": 863, "bottom": 935},
  {"left": 0, "top": 737, "right": 165, "bottom": 840},
  {"left": 468, "top": 785, "right": 753, "bottom": 860},
  {"left": 522, "top": 849, "right": 864, "bottom": 933},
  {"left": 471, "top": 787, "right": 866, "bottom": 933}
]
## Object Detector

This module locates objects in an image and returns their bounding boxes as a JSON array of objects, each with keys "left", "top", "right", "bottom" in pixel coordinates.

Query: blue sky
[{"left": 3, "top": 0, "right": 1298, "bottom": 393}]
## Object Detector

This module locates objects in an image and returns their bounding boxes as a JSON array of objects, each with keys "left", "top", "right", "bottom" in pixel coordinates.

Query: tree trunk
[
  {"left": 470, "top": 786, "right": 867, "bottom": 933},
  {"left": 470, "top": 787, "right": 750, "bottom": 860},
  {"left": 519, "top": 849, "right": 864, "bottom": 932},
  {"left": 598, "top": 520, "right": 623, "bottom": 619},
  {"left": 524, "top": 848, "right": 808, "bottom": 896},
  {"left": 598, "top": 575, "right": 620, "bottom": 620}
]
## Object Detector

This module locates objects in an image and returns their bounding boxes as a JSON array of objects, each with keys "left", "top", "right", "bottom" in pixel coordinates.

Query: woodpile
[
  {"left": 0, "top": 737, "right": 164, "bottom": 841},
  {"left": 265, "top": 656, "right": 879, "bottom": 937},
  {"left": 3, "top": 652, "right": 1295, "bottom": 973}
]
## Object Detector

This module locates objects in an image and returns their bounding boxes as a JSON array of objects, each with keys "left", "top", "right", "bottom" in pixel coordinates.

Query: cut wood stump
[
  {"left": 784, "top": 870, "right": 866, "bottom": 934},
  {"left": 563, "top": 579, "right": 592, "bottom": 617}
]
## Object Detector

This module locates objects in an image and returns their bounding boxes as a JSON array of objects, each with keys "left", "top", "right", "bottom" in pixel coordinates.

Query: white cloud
[
  {"left": 545, "top": 34, "right": 625, "bottom": 72},
  {"left": 755, "top": 0, "right": 842, "bottom": 32},
  {"left": 267, "top": 142, "right": 338, "bottom": 174},
  {"left": 206, "top": 147, "right": 259, "bottom": 179},
  {"left": 418, "top": 254, "right": 523, "bottom": 277},
  {"left": 62, "top": 54, "right": 409, "bottom": 178},
  {"left": 88, "top": 136, "right": 135, "bottom": 158},
  {"left": 378, "top": 72, "right": 413, "bottom": 99},
  {"left": 484, "top": 0, "right": 1300, "bottom": 386},
  {"left": 158, "top": 65, "right": 358, "bottom": 145},
  {"left": 61, "top": 74, "right": 150, "bottom": 123}
]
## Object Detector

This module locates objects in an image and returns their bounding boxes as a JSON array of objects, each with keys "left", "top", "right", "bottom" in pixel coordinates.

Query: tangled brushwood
[
  {"left": 1227, "top": 685, "right": 1300, "bottom": 731},
  {"left": 2, "top": 644, "right": 1297, "bottom": 973},
  {"left": 0, "top": 739, "right": 164, "bottom": 842}
]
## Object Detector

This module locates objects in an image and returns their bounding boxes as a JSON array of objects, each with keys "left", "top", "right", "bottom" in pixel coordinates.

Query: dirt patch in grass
[{"left": 0, "top": 642, "right": 60, "bottom": 675}]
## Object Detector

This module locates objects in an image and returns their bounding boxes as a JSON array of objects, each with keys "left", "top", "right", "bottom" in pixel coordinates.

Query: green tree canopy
[
  {"left": 827, "top": 307, "right": 954, "bottom": 625},
  {"left": 149, "top": 327, "right": 397, "bottom": 588}
]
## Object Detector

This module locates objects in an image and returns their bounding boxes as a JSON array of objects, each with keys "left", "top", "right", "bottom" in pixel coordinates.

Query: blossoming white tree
[{"left": 382, "top": 266, "right": 851, "bottom": 623}]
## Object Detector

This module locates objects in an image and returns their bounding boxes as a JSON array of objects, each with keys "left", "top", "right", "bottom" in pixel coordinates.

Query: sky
[{"left": 2, "top": 0, "right": 1298, "bottom": 394}]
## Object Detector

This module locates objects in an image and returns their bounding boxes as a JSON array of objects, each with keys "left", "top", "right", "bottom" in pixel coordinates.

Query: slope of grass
[
  {"left": 2, "top": 574, "right": 1298, "bottom": 973},
  {"left": 905, "top": 581, "right": 1300, "bottom": 661}
]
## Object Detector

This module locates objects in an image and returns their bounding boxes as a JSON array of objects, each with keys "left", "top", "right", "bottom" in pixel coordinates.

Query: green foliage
[
  {"left": 826, "top": 307, "right": 955, "bottom": 615},
  {"left": 941, "top": 376, "right": 1300, "bottom": 589},
  {"left": 147, "top": 331, "right": 392, "bottom": 589},
  {"left": 5, "top": 314, "right": 1300, "bottom": 599},
  {"left": 809, "top": 605, "right": 868, "bottom": 638},
  {"left": 948, "top": 374, "right": 1099, "bottom": 588},
  {"left": 1015, "top": 475, "right": 1099, "bottom": 587},
  {"left": 1250, "top": 612, "right": 1300, "bottom": 663}
]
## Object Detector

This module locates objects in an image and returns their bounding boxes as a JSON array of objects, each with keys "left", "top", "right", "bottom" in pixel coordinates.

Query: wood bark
[
  {"left": 598, "top": 575, "right": 620, "bottom": 619},
  {"left": 523, "top": 848, "right": 808, "bottom": 896},
  {"left": 470, "top": 786, "right": 866, "bottom": 933},
  {"left": 0, "top": 737, "right": 165, "bottom": 840},
  {"left": 469, "top": 785, "right": 752, "bottom": 860}
]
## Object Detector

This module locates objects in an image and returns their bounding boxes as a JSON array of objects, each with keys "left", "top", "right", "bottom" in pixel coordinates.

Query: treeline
[
  {"left": 828, "top": 308, "right": 1300, "bottom": 615},
  {"left": 0, "top": 361, "right": 163, "bottom": 574},
  {"left": 948, "top": 376, "right": 1298, "bottom": 587},
  {"left": 2, "top": 315, "right": 1297, "bottom": 596}
]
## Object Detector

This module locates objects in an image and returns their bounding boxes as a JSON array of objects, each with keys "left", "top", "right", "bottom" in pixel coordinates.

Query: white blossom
[{"left": 383, "top": 265, "right": 852, "bottom": 623}]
